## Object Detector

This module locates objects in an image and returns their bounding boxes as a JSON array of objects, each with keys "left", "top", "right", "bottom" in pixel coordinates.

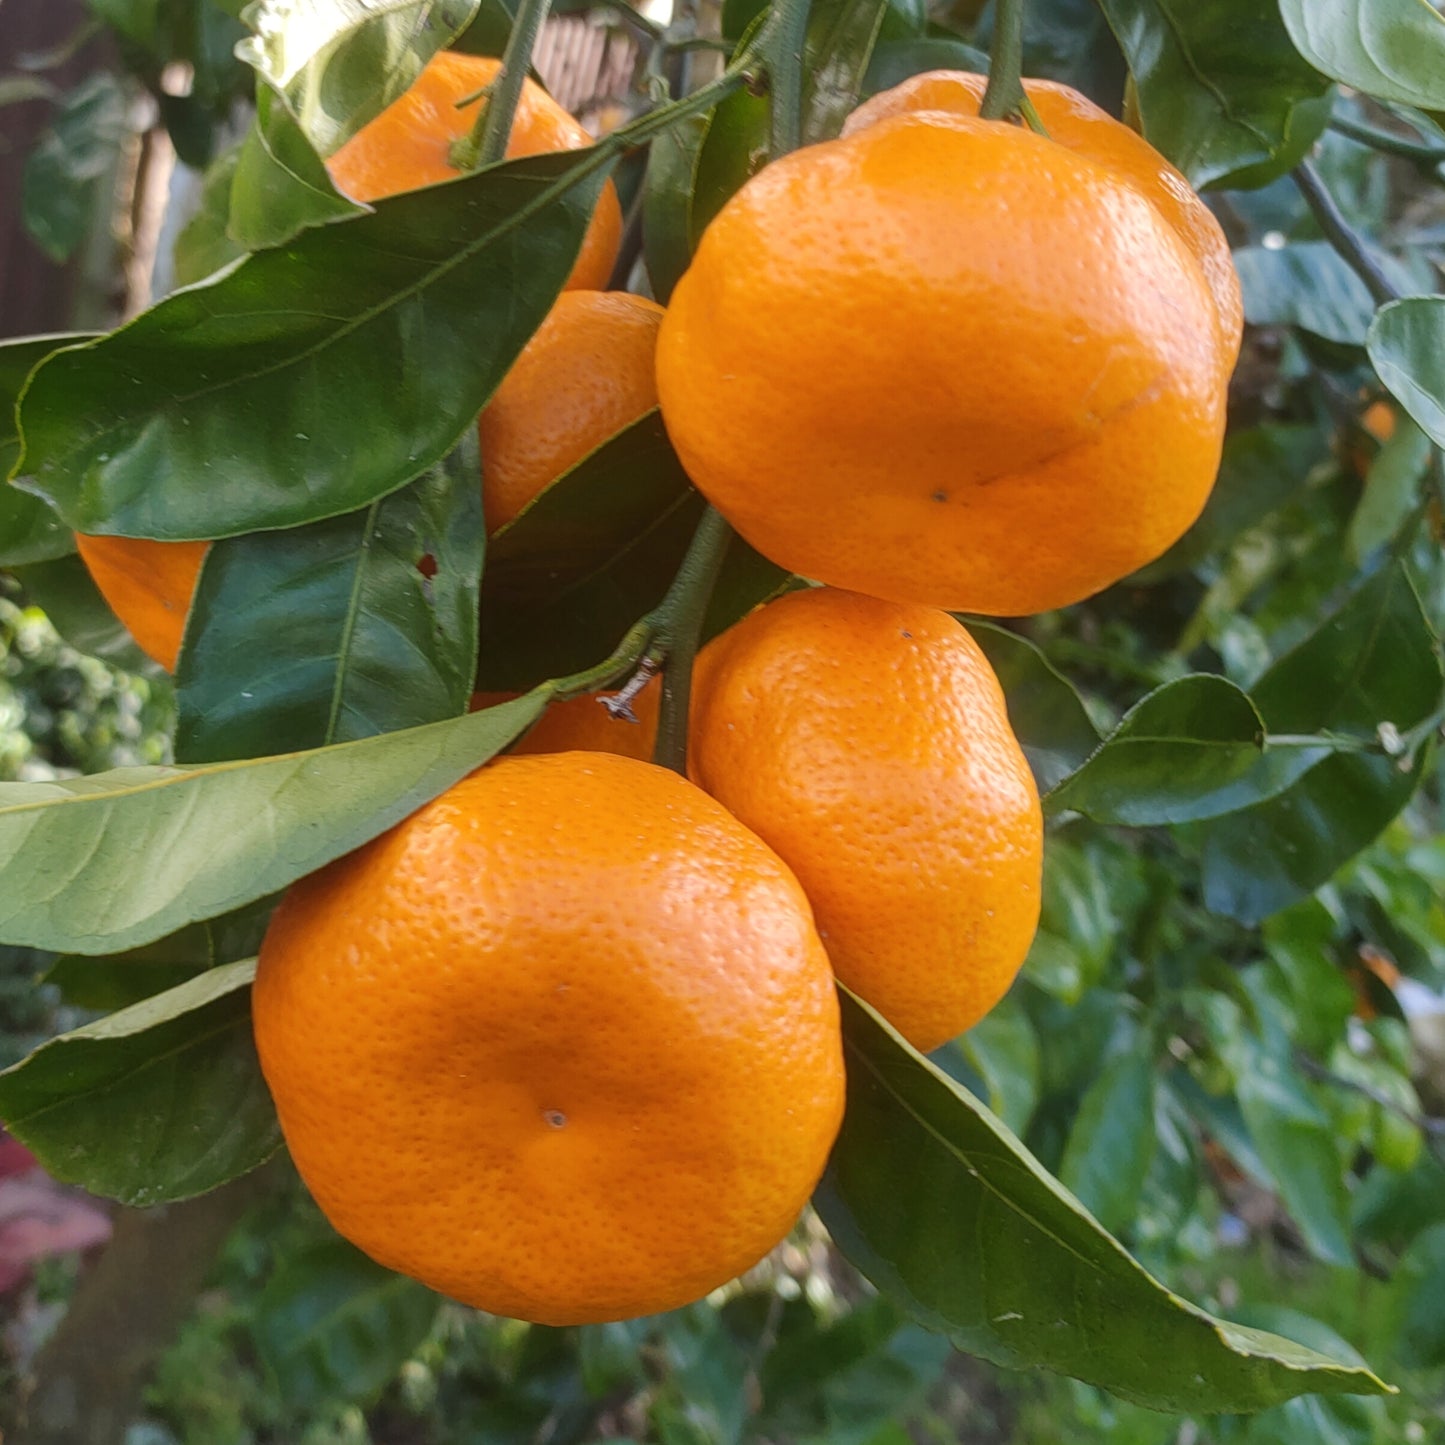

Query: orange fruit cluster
[{"left": 79, "top": 57, "right": 1243, "bottom": 1325}]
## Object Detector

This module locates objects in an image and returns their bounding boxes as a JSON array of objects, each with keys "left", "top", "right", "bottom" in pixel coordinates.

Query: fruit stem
[
  {"left": 978, "top": 0, "right": 1026, "bottom": 122},
  {"left": 452, "top": 0, "right": 555, "bottom": 174},
  {"left": 1330, "top": 114, "right": 1445, "bottom": 170},
  {"left": 1293, "top": 160, "right": 1400, "bottom": 308},
  {"left": 648, "top": 505, "right": 735, "bottom": 773},
  {"left": 765, "top": 0, "right": 814, "bottom": 156}
]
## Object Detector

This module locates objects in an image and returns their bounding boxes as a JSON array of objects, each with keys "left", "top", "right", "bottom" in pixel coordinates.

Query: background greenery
[{"left": 3, "top": 0, "right": 1445, "bottom": 1440}]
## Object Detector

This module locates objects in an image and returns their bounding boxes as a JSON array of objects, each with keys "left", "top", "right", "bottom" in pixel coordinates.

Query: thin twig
[{"left": 1293, "top": 160, "right": 1400, "bottom": 309}]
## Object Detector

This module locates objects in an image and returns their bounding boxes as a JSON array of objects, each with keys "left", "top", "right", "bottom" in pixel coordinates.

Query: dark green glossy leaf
[
  {"left": 1201, "top": 563, "right": 1444, "bottom": 923},
  {"left": 451, "top": 0, "right": 520, "bottom": 55},
  {"left": 0, "top": 694, "right": 546, "bottom": 954},
  {"left": 1, "top": 336, "right": 91, "bottom": 567},
  {"left": 0, "top": 959, "right": 280, "bottom": 1205},
  {"left": 1143, "top": 424, "right": 1332, "bottom": 579},
  {"left": 1235, "top": 243, "right": 1384, "bottom": 346},
  {"left": 700, "top": 535, "right": 792, "bottom": 641},
  {"left": 949, "top": 993, "right": 1039, "bottom": 1137},
  {"left": 1233, "top": 1033, "right": 1353, "bottom": 1265},
  {"left": 691, "top": 85, "right": 772, "bottom": 242},
  {"left": 44, "top": 895, "right": 278, "bottom": 1012},
  {"left": 862, "top": 38, "right": 989, "bottom": 97},
  {"left": 10, "top": 554, "right": 151, "bottom": 671},
  {"left": 17, "top": 149, "right": 610, "bottom": 540},
  {"left": 176, "top": 435, "right": 482, "bottom": 762},
  {"left": 815, "top": 992, "right": 1392, "bottom": 1410},
  {"left": 1281, "top": 0, "right": 1445, "bottom": 111},
  {"left": 21, "top": 73, "right": 130, "bottom": 264},
  {"left": 478, "top": 412, "right": 703, "bottom": 689},
  {"left": 1047, "top": 676, "right": 1266, "bottom": 825},
  {"left": 173, "top": 142, "right": 247, "bottom": 287},
  {"left": 1348, "top": 414, "right": 1431, "bottom": 564},
  {"left": 801, "top": 0, "right": 892, "bottom": 143},
  {"left": 254, "top": 1238, "right": 441, "bottom": 1407},
  {"left": 966, "top": 621, "right": 1100, "bottom": 794},
  {"left": 1368, "top": 297, "right": 1445, "bottom": 449},
  {"left": 1058, "top": 1038, "right": 1158, "bottom": 1239},
  {"left": 642, "top": 110, "right": 709, "bottom": 304},
  {"left": 973, "top": 0, "right": 1125, "bottom": 109},
  {"left": 230, "top": 0, "right": 480, "bottom": 249},
  {"left": 1096, "top": 0, "right": 1332, "bottom": 189}
]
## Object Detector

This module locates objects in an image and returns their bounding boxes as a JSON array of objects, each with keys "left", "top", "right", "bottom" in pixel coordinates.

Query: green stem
[
  {"left": 1293, "top": 160, "right": 1399, "bottom": 309},
  {"left": 1330, "top": 114, "right": 1445, "bottom": 168},
  {"left": 452, "top": 0, "right": 554, "bottom": 174},
  {"left": 649, "top": 506, "right": 735, "bottom": 772},
  {"left": 549, "top": 619, "right": 656, "bottom": 699},
  {"left": 979, "top": 0, "right": 1026, "bottom": 121},
  {"left": 766, "top": 0, "right": 814, "bottom": 156}
]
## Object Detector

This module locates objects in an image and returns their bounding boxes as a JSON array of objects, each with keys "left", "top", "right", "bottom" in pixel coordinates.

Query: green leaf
[
  {"left": 1280, "top": 0, "right": 1445, "bottom": 111},
  {"left": 44, "top": 896, "right": 278, "bottom": 1012},
  {"left": 966, "top": 621, "right": 1100, "bottom": 794},
  {"left": 172, "top": 142, "right": 247, "bottom": 287},
  {"left": 1, "top": 335, "right": 91, "bottom": 567},
  {"left": 1233, "top": 1032, "right": 1353, "bottom": 1265},
  {"left": 0, "top": 959, "right": 280, "bottom": 1205},
  {"left": 642, "top": 110, "right": 710, "bottom": 305},
  {"left": 862, "top": 38, "right": 990, "bottom": 97},
  {"left": 477, "top": 411, "right": 701, "bottom": 689},
  {"left": 800, "top": 0, "right": 892, "bottom": 144},
  {"left": 0, "top": 694, "right": 546, "bottom": 954},
  {"left": 1046, "top": 675, "right": 1266, "bottom": 825},
  {"left": 1095, "top": 0, "right": 1332, "bottom": 189},
  {"left": 1368, "top": 296, "right": 1445, "bottom": 449},
  {"left": 254, "top": 1238, "right": 440, "bottom": 1407},
  {"left": 1347, "top": 414, "right": 1431, "bottom": 563},
  {"left": 176, "top": 436, "right": 482, "bottom": 763},
  {"left": 815, "top": 992, "right": 1392, "bottom": 1411},
  {"left": 21, "top": 73, "right": 130, "bottom": 264},
  {"left": 950, "top": 993, "right": 1039, "bottom": 1137},
  {"left": 1058, "top": 1040, "right": 1158, "bottom": 1237},
  {"left": 1391, "top": 1222, "right": 1445, "bottom": 1369},
  {"left": 1235, "top": 243, "right": 1385, "bottom": 346},
  {"left": 17, "top": 149, "right": 610, "bottom": 540},
  {"left": 1200, "top": 563, "right": 1444, "bottom": 923},
  {"left": 230, "top": 0, "right": 480, "bottom": 250}
]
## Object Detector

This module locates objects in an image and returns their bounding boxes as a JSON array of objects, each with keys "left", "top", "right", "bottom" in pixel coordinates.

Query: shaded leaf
[
  {"left": 863, "top": 37, "right": 990, "bottom": 97},
  {"left": 17, "top": 149, "right": 610, "bottom": 541},
  {"left": 1046, "top": 675, "right": 1266, "bottom": 825},
  {"left": 172, "top": 142, "right": 247, "bottom": 287},
  {"left": 1, "top": 336, "right": 91, "bottom": 568},
  {"left": 1095, "top": 0, "right": 1331, "bottom": 189},
  {"left": 815, "top": 992, "right": 1391, "bottom": 1411},
  {"left": 642, "top": 110, "right": 710, "bottom": 305},
  {"left": 1235, "top": 243, "right": 1385, "bottom": 347},
  {"left": 949, "top": 993, "right": 1039, "bottom": 1138},
  {"left": 0, "top": 694, "right": 547, "bottom": 954},
  {"left": 1058, "top": 1041, "right": 1158, "bottom": 1236},
  {"left": 0, "top": 960, "right": 280, "bottom": 1206},
  {"left": 1201, "top": 563, "right": 1444, "bottom": 923},
  {"left": 800, "top": 0, "right": 892, "bottom": 144},
  {"left": 1348, "top": 414, "right": 1431, "bottom": 564},
  {"left": 1368, "top": 296, "right": 1445, "bottom": 449},
  {"left": 1280, "top": 0, "right": 1445, "bottom": 112},
  {"left": 254, "top": 1238, "right": 440, "bottom": 1407},
  {"left": 967, "top": 621, "right": 1100, "bottom": 794},
  {"left": 176, "top": 435, "right": 483, "bottom": 762}
]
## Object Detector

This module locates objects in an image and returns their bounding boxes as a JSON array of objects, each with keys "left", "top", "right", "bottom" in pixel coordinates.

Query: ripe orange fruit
[
  {"left": 655, "top": 71, "right": 1243, "bottom": 617},
  {"left": 471, "top": 673, "right": 661, "bottom": 759},
  {"left": 688, "top": 587, "right": 1043, "bottom": 1053},
  {"left": 479, "top": 290, "right": 665, "bottom": 530},
  {"left": 328, "top": 50, "right": 622, "bottom": 292},
  {"left": 72, "top": 533, "right": 207, "bottom": 674},
  {"left": 252, "top": 752, "right": 845, "bottom": 1324}
]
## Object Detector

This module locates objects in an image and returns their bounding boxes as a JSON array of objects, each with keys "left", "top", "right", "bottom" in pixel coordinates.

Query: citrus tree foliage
[{"left": 3, "top": 0, "right": 1445, "bottom": 1437}]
